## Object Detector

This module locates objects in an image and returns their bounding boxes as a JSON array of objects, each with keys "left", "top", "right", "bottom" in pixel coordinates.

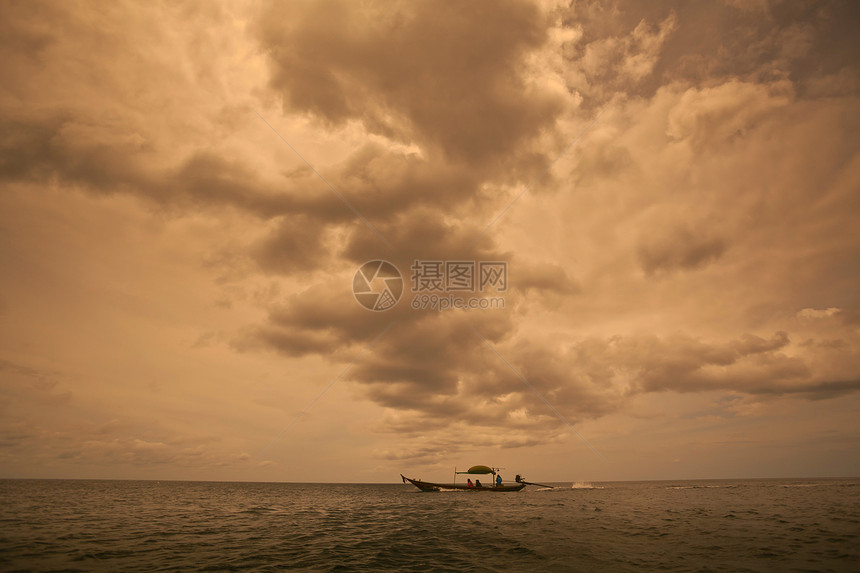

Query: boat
[{"left": 400, "top": 465, "right": 528, "bottom": 492}]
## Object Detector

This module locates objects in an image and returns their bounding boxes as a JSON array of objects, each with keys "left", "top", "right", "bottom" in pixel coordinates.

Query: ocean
[{"left": 0, "top": 478, "right": 857, "bottom": 572}]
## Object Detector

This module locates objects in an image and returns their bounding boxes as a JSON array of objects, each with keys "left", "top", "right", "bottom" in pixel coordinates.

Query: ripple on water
[{"left": 0, "top": 479, "right": 858, "bottom": 572}]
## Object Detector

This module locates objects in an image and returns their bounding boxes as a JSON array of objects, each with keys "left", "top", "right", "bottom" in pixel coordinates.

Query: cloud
[
  {"left": 638, "top": 225, "right": 727, "bottom": 274},
  {"left": 666, "top": 80, "right": 792, "bottom": 148},
  {"left": 563, "top": 8, "right": 678, "bottom": 103},
  {"left": 235, "top": 0, "right": 860, "bottom": 443},
  {"left": 1, "top": 0, "right": 858, "bottom": 480},
  {"left": 0, "top": 360, "right": 71, "bottom": 407},
  {"left": 515, "top": 261, "right": 580, "bottom": 294},
  {"left": 536, "top": 330, "right": 860, "bottom": 402},
  {"left": 797, "top": 308, "right": 840, "bottom": 321},
  {"left": 563, "top": 0, "right": 860, "bottom": 105},
  {"left": 253, "top": 215, "right": 333, "bottom": 275},
  {"left": 256, "top": 0, "right": 565, "bottom": 169}
]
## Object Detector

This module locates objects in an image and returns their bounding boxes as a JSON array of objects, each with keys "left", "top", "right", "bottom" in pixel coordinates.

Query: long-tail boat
[{"left": 400, "top": 465, "right": 541, "bottom": 492}]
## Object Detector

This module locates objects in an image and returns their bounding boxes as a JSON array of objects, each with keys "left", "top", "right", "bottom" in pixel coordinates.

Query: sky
[{"left": 1, "top": 0, "right": 858, "bottom": 483}]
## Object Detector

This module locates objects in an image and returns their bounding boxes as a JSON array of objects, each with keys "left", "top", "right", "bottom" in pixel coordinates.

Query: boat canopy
[{"left": 465, "top": 465, "right": 494, "bottom": 474}]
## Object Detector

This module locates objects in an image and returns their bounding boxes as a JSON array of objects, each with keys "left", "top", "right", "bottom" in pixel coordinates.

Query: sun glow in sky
[{"left": 1, "top": 0, "right": 859, "bottom": 482}]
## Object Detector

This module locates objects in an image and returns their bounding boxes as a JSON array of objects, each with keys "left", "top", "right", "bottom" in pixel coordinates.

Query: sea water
[{"left": 0, "top": 478, "right": 857, "bottom": 572}]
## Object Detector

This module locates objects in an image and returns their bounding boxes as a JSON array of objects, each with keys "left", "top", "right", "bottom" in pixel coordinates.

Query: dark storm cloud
[
  {"left": 0, "top": 114, "right": 266, "bottom": 212},
  {"left": 0, "top": 111, "right": 344, "bottom": 223},
  {"left": 342, "top": 210, "right": 504, "bottom": 265},
  {"left": 256, "top": 0, "right": 565, "bottom": 170},
  {"left": 328, "top": 144, "right": 487, "bottom": 219},
  {"left": 659, "top": 0, "right": 860, "bottom": 97},
  {"left": 514, "top": 262, "right": 580, "bottom": 294},
  {"left": 0, "top": 0, "right": 566, "bottom": 286},
  {"left": 638, "top": 227, "right": 727, "bottom": 274},
  {"left": 548, "top": 330, "right": 860, "bottom": 402},
  {"left": 357, "top": 326, "right": 859, "bottom": 433},
  {"left": 0, "top": 112, "right": 532, "bottom": 284},
  {"left": 563, "top": 0, "right": 860, "bottom": 106},
  {"left": 2, "top": 0, "right": 858, "bottom": 462},
  {"left": 253, "top": 215, "right": 332, "bottom": 274},
  {"left": 240, "top": 0, "right": 860, "bottom": 437},
  {"left": 0, "top": 114, "right": 493, "bottom": 271},
  {"left": 249, "top": 289, "right": 855, "bottom": 434}
]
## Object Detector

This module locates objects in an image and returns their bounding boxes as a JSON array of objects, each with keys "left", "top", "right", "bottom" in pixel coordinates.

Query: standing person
[{"left": 496, "top": 474, "right": 503, "bottom": 487}]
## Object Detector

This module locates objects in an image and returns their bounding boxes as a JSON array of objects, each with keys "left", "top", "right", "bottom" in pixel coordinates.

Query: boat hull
[{"left": 401, "top": 474, "right": 526, "bottom": 492}]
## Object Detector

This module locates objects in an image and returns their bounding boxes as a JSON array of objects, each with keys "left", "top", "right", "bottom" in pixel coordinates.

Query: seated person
[
  {"left": 475, "top": 479, "right": 482, "bottom": 487},
  {"left": 466, "top": 479, "right": 474, "bottom": 487}
]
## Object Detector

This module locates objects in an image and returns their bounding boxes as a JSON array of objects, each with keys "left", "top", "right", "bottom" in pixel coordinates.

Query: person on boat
[
  {"left": 496, "top": 474, "right": 503, "bottom": 487},
  {"left": 475, "top": 479, "right": 482, "bottom": 487},
  {"left": 466, "top": 479, "right": 474, "bottom": 487}
]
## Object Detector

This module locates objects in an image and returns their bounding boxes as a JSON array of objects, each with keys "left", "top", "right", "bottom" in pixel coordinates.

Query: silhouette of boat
[{"left": 400, "top": 465, "right": 541, "bottom": 492}]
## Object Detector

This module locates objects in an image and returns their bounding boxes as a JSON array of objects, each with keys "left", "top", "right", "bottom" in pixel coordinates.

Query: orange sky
[{"left": 1, "top": 0, "right": 858, "bottom": 482}]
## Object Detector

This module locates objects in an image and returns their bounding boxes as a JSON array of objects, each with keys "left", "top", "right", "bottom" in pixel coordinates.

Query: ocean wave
[{"left": 1, "top": 479, "right": 856, "bottom": 572}]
